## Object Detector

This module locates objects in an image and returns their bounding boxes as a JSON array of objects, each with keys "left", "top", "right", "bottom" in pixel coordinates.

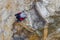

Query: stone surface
[{"left": 0, "top": 0, "right": 60, "bottom": 40}]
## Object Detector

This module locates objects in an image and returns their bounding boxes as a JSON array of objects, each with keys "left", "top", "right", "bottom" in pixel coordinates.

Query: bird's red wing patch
[{"left": 19, "top": 18, "right": 25, "bottom": 21}]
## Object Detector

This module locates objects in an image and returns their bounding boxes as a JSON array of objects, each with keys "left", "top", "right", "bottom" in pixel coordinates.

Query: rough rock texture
[{"left": 0, "top": 0, "right": 60, "bottom": 40}]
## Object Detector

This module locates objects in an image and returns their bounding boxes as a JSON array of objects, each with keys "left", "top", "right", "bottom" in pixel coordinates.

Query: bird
[{"left": 15, "top": 11, "right": 27, "bottom": 22}]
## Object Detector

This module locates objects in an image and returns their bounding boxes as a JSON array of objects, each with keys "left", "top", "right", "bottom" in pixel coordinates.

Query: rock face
[
  {"left": 0, "top": 0, "right": 15, "bottom": 40},
  {"left": 0, "top": 0, "right": 60, "bottom": 40}
]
